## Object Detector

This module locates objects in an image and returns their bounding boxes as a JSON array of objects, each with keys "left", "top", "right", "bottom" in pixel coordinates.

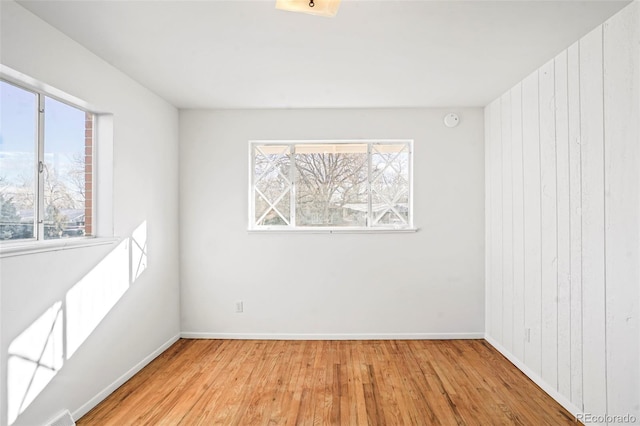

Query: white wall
[
  {"left": 179, "top": 108, "right": 485, "bottom": 338},
  {"left": 485, "top": 2, "right": 639, "bottom": 423},
  {"left": 0, "top": 2, "right": 180, "bottom": 425}
]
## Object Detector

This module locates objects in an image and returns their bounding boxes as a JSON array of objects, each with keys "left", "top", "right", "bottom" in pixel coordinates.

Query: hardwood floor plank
[{"left": 78, "top": 339, "right": 579, "bottom": 426}]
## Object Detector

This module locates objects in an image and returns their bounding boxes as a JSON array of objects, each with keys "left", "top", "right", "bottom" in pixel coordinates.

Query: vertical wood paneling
[
  {"left": 511, "top": 83, "right": 525, "bottom": 362},
  {"left": 539, "top": 59, "right": 559, "bottom": 389},
  {"left": 485, "top": 3, "right": 640, "bottom": 419},
  {"left": 554, "top": 50, "right": 572, "bottom": 399},
  {"left": 579, "top": 26, "right": 607, "bottom": 421},
  {"left": 521, "top": 71, "right": 542, "bottom": 374},
  {"left": 603, "top": 2, "right": 640, "bottom": 420},
  {"left": 490, "top": 99, "right": 504, "bottom": 343},
  {"left": 501, "top": 92, "right": 514, "bottom": 353},
  {"left": 567, "top": 41, "right": 583, "bottom": 409}
]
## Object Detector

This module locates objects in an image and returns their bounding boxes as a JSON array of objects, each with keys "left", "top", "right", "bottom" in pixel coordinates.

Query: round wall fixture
[{"left": 444, "top": 113, "right": 460, "bottom": 128}]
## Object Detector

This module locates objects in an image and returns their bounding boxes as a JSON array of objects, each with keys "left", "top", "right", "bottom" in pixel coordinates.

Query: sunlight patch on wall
[
  {"left": 66, "top": 238, "right": 130, "bottom": 358},
  {"left": 6, "top": 220, "right": 148, "bottom": 425},
  {"left": 131, "top": 221, "right": 147, "bottom": 282},
  {"left": 7, "top": 302, "right": 63, "bottom": 425}
]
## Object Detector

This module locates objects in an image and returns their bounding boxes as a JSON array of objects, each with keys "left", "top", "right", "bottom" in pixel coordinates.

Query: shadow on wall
[{"left": 6, "top": 221, "right": 148, "bottom": 426}]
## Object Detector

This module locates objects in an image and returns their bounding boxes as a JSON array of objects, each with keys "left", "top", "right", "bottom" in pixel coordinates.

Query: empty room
[{"left": 0, "top": 0, "right": 638, "bottom": 425}]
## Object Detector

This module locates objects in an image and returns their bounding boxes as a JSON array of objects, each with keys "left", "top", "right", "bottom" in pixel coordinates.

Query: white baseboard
[
  {"left": 180, "top": 332, "right": 484, "bottom": 340},
  {"left": 484, "top": 334, "right": 582, "bottom": 419},
  {"left": 71, "top": 333, "right": 180, "bottom": 421}
]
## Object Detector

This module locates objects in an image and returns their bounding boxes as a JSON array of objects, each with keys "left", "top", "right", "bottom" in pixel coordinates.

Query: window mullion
[
  {"left": 249, "top": 144, "right": 256, "bottom": 227},
  {"left": 36, "top": 94, "right": 45, "bottom": 240},
  {"left": 367, "top": 143, "right": 372, "bottom": 228},
  {"left": 407, "top": 142, "right": 413, "bottom": 228},
  {"left": 289, "top": 144, "right": 296, "bottom": 227}
]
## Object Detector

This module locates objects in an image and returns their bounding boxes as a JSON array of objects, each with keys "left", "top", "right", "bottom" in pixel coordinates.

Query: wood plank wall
[{"left": 484, "top": 2, "right": 639, "bottom": 424}]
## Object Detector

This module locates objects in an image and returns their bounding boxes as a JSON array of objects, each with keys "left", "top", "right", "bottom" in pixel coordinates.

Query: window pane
[
  {"left": 295, "top": 144, "right": 368, "bottom": 227},
  {"left": 0, "top": 81, "right": 36, "bottom": 240},
  {"left": 43, "top": 97, "right": 90, "bottom": 239},
  {"left": 371, "top": 144, "right": 410, "bottom": 226},
  {"left": 254, "top": 145, "right": 291, "bottom": 226}
]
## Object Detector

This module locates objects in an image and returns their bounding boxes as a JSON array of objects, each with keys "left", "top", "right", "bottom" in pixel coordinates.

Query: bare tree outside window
[{"left": 295, "top": 144, "right": 368, "bottom": 226}]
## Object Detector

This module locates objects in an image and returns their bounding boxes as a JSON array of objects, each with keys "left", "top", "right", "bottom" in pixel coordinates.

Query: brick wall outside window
[{"left": 84, "top": 113, "right": 93, "bottom": 236}]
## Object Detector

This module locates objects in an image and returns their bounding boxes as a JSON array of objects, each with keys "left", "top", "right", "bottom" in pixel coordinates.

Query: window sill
[
  {"left": 248, "top": 227, "right": 419, "bottom": 234},
  {"left": 0, "top": 236, "right": 120, "bottom": 258}
]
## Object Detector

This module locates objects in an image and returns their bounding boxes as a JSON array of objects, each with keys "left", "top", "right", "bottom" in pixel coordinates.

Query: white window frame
[
  {"left": 248, "top": 139, "right": 416, "bottom": 233},
  {"left": 0, "top": 66, "right": 116, "bottom": 257}
]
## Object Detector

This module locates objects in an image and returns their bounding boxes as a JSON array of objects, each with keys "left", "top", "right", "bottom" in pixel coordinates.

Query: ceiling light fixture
[{"left": 275, "top": 0, "right": 341, "bottom": 18}]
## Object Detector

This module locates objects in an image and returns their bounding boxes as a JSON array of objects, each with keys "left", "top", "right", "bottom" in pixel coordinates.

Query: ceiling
[{"left": 17, "top": 0, "right": 630, "bottom": 109}]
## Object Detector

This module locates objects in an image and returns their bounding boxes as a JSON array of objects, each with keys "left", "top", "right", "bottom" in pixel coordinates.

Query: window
[
  {"left": 249, "top": 140, "right": 413, "bottom": 231},
  {"left": 0, "top": 79, "right": 93, "bottom": 242}
]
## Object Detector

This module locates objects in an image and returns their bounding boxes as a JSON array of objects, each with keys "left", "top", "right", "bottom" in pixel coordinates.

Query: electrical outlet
[{"left": 235, "top": 301, "right": 243, "bottom": 313}]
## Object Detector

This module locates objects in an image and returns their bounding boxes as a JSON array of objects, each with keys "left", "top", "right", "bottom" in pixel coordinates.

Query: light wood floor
[{"left": 78, "top": 339, "right": 577, "bottom": 425}]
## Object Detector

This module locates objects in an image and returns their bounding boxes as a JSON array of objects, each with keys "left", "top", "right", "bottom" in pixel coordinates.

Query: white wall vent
[{"left": 48, "top": 410, "right": 75, "bottom": 426}]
